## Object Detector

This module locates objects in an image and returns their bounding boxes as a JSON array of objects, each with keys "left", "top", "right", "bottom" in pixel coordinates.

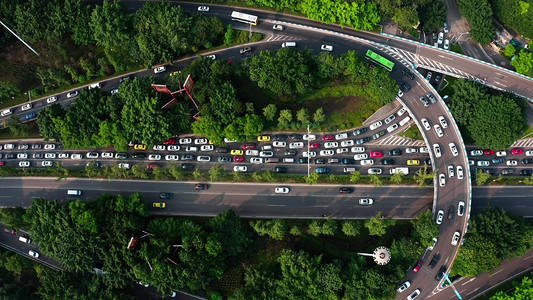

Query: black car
[
  {"left": 356, "top": 137, "right": 371, "bottom": 144},
  {"left": 502, "top": 169, "right": 514, "bottom": 175},
  {"left": 315, "top": 167, "right": 330, "bottom": 174},
  {"left": 273, "top": 134, "right": 288, "bottom": 141},
  {"left": 520, "top": 169, "right": 533, "bottom": 176},
  {"left": 388, "top": 149, "right": 401, "bottom": 156},
  {"left": 314, "top": 158, "right": 326, "bottom": 164},
  {"left": 425, "top": 158, "right": 432, "bottom": 165},
  {"left": 380, "top": 159, "right": 394, "bottom": 165},
  {"left": 119, "top": 75, "right": 133, "bottom": 83},
  {"left": 32, "top": 153, "right": 43, "bottom": 159},
  {"left": 284, "top": 150, "right": 297, "bottom": 156},
  {"left": 435, "top": 265, "right": 447, "bottom": 281},
  {"left": 216, "top": 148, "right": 228, "bottom": 153},
  {"left": 447, "top": 206, "right": 455, "bottom": 220},
  {"left": 288, "top": 134, "right": 302, "bottom": 140},
  {"left": 339, "top": 187, "right": 354, "bottom": 194},
  {"left": 159, "top": 192, "right": 173, "bottom": 199},
  {"left": 434, "top": 74, "right": 442, "bottom": 82},
  {"left": 132, "top": 153, "right": 146, "bottom": 159},
  {"left": 218, "top": 156, "right": 231, "bottom": 163},
  {"left": 298, "top": 157, "right": 308, "bottom": 164},
  {"left": 181, "top": 163, "right": 194, "bottom": 171},
  {"left": 5, "top": 153, "right": 15, "bottom": 159},
  {"left": 341, "top": 158, "right": 356, "bottom": 165},
  {"left": 402, "top": 68, "right": 414, "bottom": 80},
  {"left": 181, "top": 154, "right": 194, "bottom": 161},
  {"left": 429, "top": 254, "right": 440, "bottom": 268},
  {"left": 522, "top": 159, "right": 533, "bottom": 164},
  {"left": 352, "top": 128, "right": 368, "bottom": 136},
  {"left": 399, "top": 81, "right": 411, "bottom": 92},
  {"left": 273, "top": 166, "right": 287, "bottom": 173},
  {"left": 115, "top": 153, "right": 128, "bottom": 159},
  {"left": 492, "top": 157, "right": 505, "bottom": 164}
]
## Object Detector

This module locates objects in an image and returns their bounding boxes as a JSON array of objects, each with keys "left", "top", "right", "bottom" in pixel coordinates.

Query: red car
[
  {"left": 162, "top": 138, "right": 176, "bottom": 145},
  {"left": 412, "top": 260, "right": 423, "bottom": 273},
  {"left": 322, "top": 135, "right": 334, "bottom": 141},
  {"left": 233, "top": 156, "right": 245, "bottom": 162},
  {"left": 0, "top": 161, "right": 4, "bottom": 166},
  {"left": 484, "top": 149, "right": 495, "bottom": 155},
  {"left": 195, "top": 184, "right": 208, "bottom": 190},
  {"left": 370, "top": 151, "right": 383, "bottom": 158},
  {"left": 242, "top": 143, "right": 256, "bottom": 150},
  {"left": 511, "top": 148, "right": 523, "bottom": 155},
  {"left": 3, "top": 228, "right": 15, "bottom": 235},
  {"left": 146, "top": 163, "right": 158, "bottom": 169},
  {"left": 309, "top": 143, "right": 320, "bottom": 149}
]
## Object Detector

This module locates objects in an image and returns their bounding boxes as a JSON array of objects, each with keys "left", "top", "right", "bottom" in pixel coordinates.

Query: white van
[
  {"left": 261, "top": 145, "right": 272, "bottom": 151},
  {"left": 282, "top": 158, "right": 294, "bottom": 163},
  {"left": 19, "top": 236, "right": 31, "bottom": 243},
  {"left": 343, "top": 167, "right": 357, "bottom": 173},
  {"left": 67, "top": 190, "right": 82, "bottom": 196},
  {"left": 88, "top": 83, "right": 101, "bottom": 89},
  {"left": 281, "top": 42, "right": 296, "bottom": 48},
  {"left": 328, "top": 158, "right": 340, "bottom": 164},
  {"left": 1, "top": 109, "right": 12, "bottom": 117}
]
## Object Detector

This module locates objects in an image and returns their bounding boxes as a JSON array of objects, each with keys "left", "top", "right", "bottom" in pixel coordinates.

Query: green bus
[{"left": 365, "top": 49, "right": 395, "bottom": 72}]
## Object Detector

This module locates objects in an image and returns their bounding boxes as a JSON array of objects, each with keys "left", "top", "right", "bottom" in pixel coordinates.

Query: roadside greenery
[
  {"left": 490, "top": 276, "right": 533, "bottom": 300},
  {"left": 456, "top": 0, "right": 496, "bottom": 44},
  {"left": 490, "top": 0, "right": 533, "bottom": 39}
]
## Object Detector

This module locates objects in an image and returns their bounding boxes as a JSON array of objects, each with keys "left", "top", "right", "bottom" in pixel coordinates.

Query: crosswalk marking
[
  {"left": 511, "top": 138, "right": 533, "bottom": 147},
  {"left": 369, "top": 135, "right": 426, "bottom": 146}
]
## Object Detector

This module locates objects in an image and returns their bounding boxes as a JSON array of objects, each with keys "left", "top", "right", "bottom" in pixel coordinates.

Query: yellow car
[
  {"left": 407, "top": 160, "right": 420, "bottom": 166},
  {"left": 153, "top": 202, "right": 166, "bottom": 208},
  {"left": 231, "top": 149, "right": 243, "bottom": 155},
  {"left": 258, "top": 135, "right": 271, "bottom": 142},
  {"left": 134, "top": 144, "right": 147, "bottom": 150},
  {"left": 169, "top": 71, "right": 180, "bottom": 77}
]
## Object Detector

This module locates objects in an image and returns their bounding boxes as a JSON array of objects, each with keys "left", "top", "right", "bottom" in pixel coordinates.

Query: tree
[
  {"left": 419, "top": 1, "right": 447, "bottom": 32},
  {"left": 316, "top": 52, "right": 344, "bottom": 79},
  {"left": 209, "top": 165, "right": 224, "bottom": 182},
  {"left": 390, "top": 172, "right": 404, "bottom": 184},
  {"left": 411, "top": 210, "right": 439, "bottom": 246},
  {"left": 364, "top": 212, "right": 396, "bottom": 236},
  {"left": 414, "top": 164, "right": 437, "bottom": 188},
  {"left": 250, "top": 219, "right": 287, "bottom": 240},
  {"left": 503, "top": 44, "right": 517, "bottom": 58},
  {"left": 296, "top": 108, "right": 310, "bottom": 127},
  {"left": 452, "top": 235, "right": 500, "bottom": 276},
  {"left": 342, "top": 220, "right": 362, "bottom": 236},
  {"left": 306, "top": 172, "right": 319, "bottom": 185},
  {"left": 511, "top": 49, "right": 533, "bottom": 75},
  {"left": 168, "top": 163, "right": 185, "bottom": 180},
  {"left": 0, "top": 82, "right": 20, "bottom": 102},
  {"left": 262, "top": 104, "right": 277, "bottom": 121},
  {"left": 457, "top": 0, "right": 495, "bottom": 44},
  {"left": 85, "top": 162, "right": 101, "bottom": 178},
  {"left": 491, "top": 277, "right": 533, "bottom": 299},
  {"left": 313, "top": 108, "right": 326, "bottom": 125},
  {"left": 393, "top": 6, "right": 419, "bottom": 30},
  {"left": 0, "top": 207, "right": 26, "bottom": 229},
  {"left": 476, "top": 170, "right": 491, "bottom": 185},
  {"left": 350, "top": 171, "right": 362, "bottom": 183},
  {"left": 90, "top": 0, "right": 131, "bottom": 51},
  {"left": 450, "top": 79, "right": 490, "bottom": 125},
  {"left": 278, "top": 109, "right": 293, "bottom": 129},
  {"left": 7, "top": 115, "right": 29, "bottom": 138},
  {"left": 192, "top": 167, "right": 203, "bottom": 180},
  {"left": 369, "top": 174, "right": 382, "bottom": 187},
  {"left": 206, "top": 210, "right": 252, "bottom": 257}
]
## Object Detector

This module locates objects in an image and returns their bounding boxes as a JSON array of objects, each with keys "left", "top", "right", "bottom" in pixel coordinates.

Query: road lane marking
[
  {"left": 523, "top": 254, "right": 533, "bottom": 260},
  {"left": 489, "top": 269, "right": 503, "bottom": 277},
  {"left": 466, "top": 288, "right": 480, "bottom": 296},
  {"left": 267, "top": 204, "right": 286, "bottom": 207},
  {"left": 461, "top": 277, "right": 476, "bottom": 285},
  {"left": 437, "top": 55, "right": 453, "bottom": 60}
]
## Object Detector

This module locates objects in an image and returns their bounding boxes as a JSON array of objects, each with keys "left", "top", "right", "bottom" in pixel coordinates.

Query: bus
[
  {"left": 365, "top": 49, "right": 395, "bottom": 72},
  {"left": 231, "top": 11, "right": 258, "bottom": 25}
]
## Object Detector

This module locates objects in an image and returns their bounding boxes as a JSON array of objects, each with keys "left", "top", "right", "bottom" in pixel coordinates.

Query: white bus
[{"left": 231, "top": 11, "right": 258, "bottom": 25}]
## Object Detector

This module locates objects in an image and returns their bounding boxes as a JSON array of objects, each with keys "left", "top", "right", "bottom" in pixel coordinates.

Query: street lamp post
[{"left": 307, "top": 124, "right": 310, "bottom": 177}]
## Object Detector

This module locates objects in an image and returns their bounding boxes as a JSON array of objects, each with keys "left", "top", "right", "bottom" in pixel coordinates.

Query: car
[
  {"left": 41, "top": 161, "right": 53, "bottom": 167},
  {"left": 218, "top": 156, "right": 231, "bottom": 163},
  {"left": 369, "top": 151, "right": 382, "bottom": 158},
  {"left": 419, "top": 147, "right": 429, "bottom": 153},
  {"left": 386, "top": 123, "right": 398, "bottom": 133},
  {"left": 18, "top": 144, "right": 28, "bottom": 150},
  {"left": 285, "top": 150, "right": 296, "bottom": 156},
  {"left": 445, "top": 165, "right": 455, "bottom": 178},
  {"left": 153, "top": 66, "right": 166, "bottom": 73},
  {"left": 153, "top": 145, "right": 166, "bottom": 151},
  {"left": 250, "top": 157, "right": 264, "bottom": 164},
  {"left": 397, "top": 107, "right": 407, "bottom": 116},
  {"left": 298, "top": 157, "right": 309, "bottom": 164},
  {"left": 520, "top": 169, "right": 533, "bottom": 176},
  {"left": 231, "top": 149, "right": 244, "bottom": 155},
  {"left": 419, "top": 95, "right": 430, "bottom": 107},
  {"left": 245, "top": 149, "right": 259, "bottom": 156},
  {"left": 131, "top": 153, "right": 145, "bottom": 159},
  {"left": 290, "top": 142, "right": 306, "bottom": 149},
  {"left": 437, "top": 116, "right": 448, "bottom": 128},
  {"left": 507, "top": 160, "right": 518, "bottom": 166},
  {"left": 407, "top": 160, "right": 420, "bottom": 166},
  {"left": 523, "top": 159, "right": 533, "bottom": 164},
  {"left": 429, "top": 254, "right": 440, "bottom": 268},
  {"left": 360, "top": 159, "right": 374, "bottom": 166},
  {"left": 425, "top": 158, "right": 432, "bottom": 165},
  {"left": 159, "top": 193, "right": 173, "bottom": 199},
  {"left": 275, "top": 187, "right": 290, "bottom": 194},
  {"left": 526, "top": 150, "right": 533, "bottom": 156},
  {"left": 368, "top": 168, "right": 382, "bottom": 175},
  {"left": 33, "top": 153, "right": 44, "bottom": 159},
  {"left": 233, "top": 156, "right": 245, "bottom": 162},
  {"left": 25, "top": 112, "right": 36, "bottom": 119},
  {"left": 336, "top": 148, "right": 348, "bottom": 154},
  {"left": 359, "top": 198, "right": 373, "bottom": 205},
  {"left": 201, "top": 145, "right": 214, "bottom": 151},
  {"left": 273, "top": 166, "right": 287, "bottom": 173},
  {"left": 477, "top": 160, "right": 490, "bottom": 167},
  {"left": 426, "top": 72, "right": 433, "bottom": 82},
  {"left": 148, "top": 154, "right": 162, "bottom": 161},
  {"left": 384, "top": 115, "right": 396, "bottom": 124},
  {"left": 399, "top": 81, "right": 411, "bottom": 92},
  {"left": 110, "top": 89, "right": 119, "bottom": 95},
  {"left": 447, "top": 206, "right": 455, "bottom": 220},
  {"left": 179, "top": 138, "right": 192, "bottom": 144},
  {"left": 428, "top": 237, "right": 438, "bottom": 251},
  {"left": 443, "top": 22, "right": 449, "bottom": 33},
  {"left": 288, "top": 134, "right": 302, "bottom": 140},
  {"left": 356, "top": 137, "right": 371, "bottom": 144},
  {"left": 309, "top": 143, "right": 320, "bottom": 149},
  {"left": 352, "top": 128, "right": 367, "bottom": 136},
  {"left": 433, "top": 144, "right": 442, "bottom": 158},
  {"left": 492, "top": 157, "right": 505, "bottom": 164},
  {"left": 354, "top": 153, "right": 368, "bottom": 160},
  {"left": 153, "top": 202, "right": 166, "bottom": 208},
  {"left": 258, "top": 135, "right": 271, "bottom": 142},
  {"left": 70, "top": 153, "right": 82, "bottom": 160},
  {"left": 115, "top": 153, "right": 128, "bottom": 159},
  {"left": 44, "top": 153, "right": 56, "bottom": 159},
  {"left": 341, "top": 158, "right": 356, "bottom": 165},
  {"left": 397, "top": 281, "right": 411, "bottom": 293},
  {"left": 165, "top": 155, "right": 179, "bottom": 161},
  {"left": 216, "top": 147, "right": 228, "bottom": 153},
  {"left": 46, "top": 96, "right": 57, "bottom": 103},
  {"left": 339, "top": 187, "right": 354, "bottom": 194},
  {"left": 240, "top": 46, "right": 252, "bottom": 54},
  {"left": 57, "top": 153, "right": 69, "bottom": 159},
  {"left": 320, "top": 135, "right": 334, "bottom": 142},
  {"left": 146, "top": 163, "right": 158, "bottom": 170},
  {"left": 502, "top": 169, "right": 514, "bottom": 175},
  {"left": 320, "top": 44, "right": 333, "bottom": 51},
  {"left": 315, "top": 167, "right": 330, "bottom": 174},
  {"left": 484, "top": 149, "right": 495, "bottom": 156},
  {"left": 412, "top": 260, "right": 423, "bottom": 273},
  {"left": 334, "top": 133, "right": 348, "bottom": 140},
  {"left": 352, "top": 146, "right": 365, "bottom": 153},
  {"left": 468, "top": 149, "right": 482, "bottom": 157},
  {"left": 340, "top": 140, "right": 354, "bottom": 147},
  {"left": 436, "top": 210, "right": 444, "bottom": 224},
  {"left": 451, "top": 231, "right": 461, "bottom": 246},
  {"left": 166, "top": 145, "right": 180, "bottom": 151},
  {"left": 437, "top": 32, "right": 444, "bottom": 44},
  {"left": 273, "top": 141, "right": 286, "bottom": 148},
  {"left": 134, "top": 144, "right": 146, "bottom": 150},
  {"left": 197, "top": 6, "right": 209, "bottom": 11},
  {"left": 407, "top": 289, "right": 421, "bottom": 300},
  {"left": 185, "top": 146, "right": 197, "bottom": 152},
  {"left": 468, "top": 160, "right": 474, "bottom": 166},
  {"left": 320, "top": 150, "right": 335, "bottom": 156},
  {"left": 426, "top": 92, "right": 437, "bottom": 103},
  {"left": 372, "top": 130, "right": 386, "bottom": 139},
  {"left": 273, "top": 24, "right": 284, "bottom": 30},
  {"left": 406, "top": 147, "right": 418, "bottom": 154},
  {"left": 162, "top": 138, "right": 176, "bottom": 145},
  {"left": 381, "top": 159, "right": 394, "bottom": 165},
  {"left": 28, "top": 250, "right": 40, "bottom": 258},
  {"left": 457, "top": 201, "right": 465, "bottom": 216},
  {"left": 369, "top": 121, "right": 383, "bottom": 131},
  {"left": 496, "top": 151, "right": 507, "bottom": 157},
  {"left": 512, "top": 148, "right": 524, "bottom": 155},
  {"left": 260, "top": 151, "right": 274, "bottom": 157},
  {"left": 195, "top": 184, "right": 208, "bottom": 190},
  {"left": 67, "top": 91, "right": 78, "bottom": 98},
  {"left": 421, "top": 118, "right": 431, "bottom": 130},
  {"left": 434, "top": 124, "right": 444, "bottom": 137},
  {"left": 99, "top": 152, "right": 112, "bottom": 159},
  {"left": 242, "top": 143, "right": 256, "bottom": 150},
  {"left": 119, "top": 75, "right": 133, "bottom": 83},
  {"left": 233, "top": 165, "right": 247, "bottom": 172},
  {"left": 388, "top": 149, "right": 401, "bottom": 156},
  {"left": 439, "top": 174, "right": 446, "bottom": 187},
  {"left": 324, "top": 142, "right": 338, "bottom": 149},
  {"left": 303, "top": 151, "right": 317, "bottom": 158},
  {"left": 181, "top": 163, "right": 194, "bottom": 170},
  {"left": 397, "top": 89, "right": 404, "bottom": 98},
  {"left": 435, "top": 265, "right": 447, "bottom": 281},
  {"left": 402, "top": 68, "right": 415, "bottom": 80},
  {"left": 86, "top": 152, "right": 99, "bottom": 159},
  {"left": 194, "top": 138, "right": 208, "bottom": 145},
  {"left": 444, "top": 39, "right": 450, "bottom": 50},
  {"left": 18, "top": 161, "right": 30, "bottom": 167}
]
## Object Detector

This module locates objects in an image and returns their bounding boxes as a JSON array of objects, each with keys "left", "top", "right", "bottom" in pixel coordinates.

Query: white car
[
  {"left": 44, "top": 144, "right": 56, "bottom": 150},
  {"left": 360, "top": 159, "right": 374, "bottom": 166},
  {"left": 28, "top": 250, "right": 40, "bottom": 258},
  {"left": 448, "top": 165, "right": 455, "bottom": 178},
  {"left": 526, "top": 150, "right": 533, "bottom": 156},
  {"left": 438, "top": 116, "right": 448, "bottom": 128},
  {"left": 303, "top": 151, "right": 317, "bottom": 158},
  {"left": 439, "top": 173, "right": 446, "bottom": 187},
  {"left": 201, "top": 145, "right": 214, "bottom": 151},
  {"left": 469, "top": 160, "right": 474, "bottom": 166},
  {"left": 406, "top": 148, "right": 418, "bottom": 154},
  {"left": 397, "top": 107, "right": 407, "bottom": 116},
  {"left": 179, "top": 138, "right": 192, "bottom": 144},
  {"left": 324, "top": 142, "right": 338, "bottom": 149},
  {"left": 408, "top": 289, "right": 421, "bottom": 300},
  {"left": 451, "top": 231, "right": 461, "bottom": 246},
  {"left": 420, "top": 147, "right": 429, "bottom": 153},
  {"left": 101, "top": 152, "right": 113, "bottom": 158},
  {"left": 118, "top": 163, "right": 131, "bottom": 170},
  {"left": 438, "top": 32, "right": 444, "bottom": 44},
  {"left": 386, "top": 123, "right": 398, "bottom": 133},
  {"left": 66, "top": 91, "right": 78, "bottom": 98},
  {"left": 260, "top": 151, "right": 274, "bottom": 157},
  {"left": 186, "top": 146, "right": 198, "bottom": 152},
  {"left": 359, "top": 198, "right": 373, "bottom": 205},
  {"left": 369, "top": 121, "right": 383, "bottom": 130},
  {"left": 354, "top": 153, "right": 368, "bottom": 160},
  {"left": 384, "top": 114, "right": 396, "bottom": 124},
  {"left": 194, "top": 138, "right": 208, "bottom": 145},
  {"left": 273, "top": 141, "right": 286, "bottom": 148},
  {"left": 18, "top": 144, "right": 29, "bottom": 150},
  {"left": 197, "top": 6, "right": 209, "bottom": 11},
  {"left": 42, "top": 161, "right": 53, "bottom": 167},
  {"left": 496, "top": 151, "right": 507, "bottom": 157},
  {"left": 470, "top": 149, "right": 483, "bottom": 156},
  {"left": 17, "top": 153, "right": 28, "bottom": 159},
  {"left": 4, "top": 143, "right": 15, "bottom": 150},
  {"left": 434, "top": 125, "right": 445, "bottom": 138},
  {"left": 148, "top": 154, "right": 162, "bottom": 161},
  {"left": 458, "top": 201, "right": 466, "bottom": 216},
  {"left": 110, "top": 89, "right": 119, "bottom": 95},
  {"left": 341, "top": 140, "right": 354, "bottom": 147},
  {"left": 153, "top": 145, "right": 166, "bottom": 151},
  {"left": 444, "top": 39, "right": 450, "bottom": 50},
  {"left": 397, "top": 89, "right": 404, "bottom": 98},
  {"left": 436, "top": 210, "right": 444, "bottom": 224},
  {"left": 457, "top": 165, "right": 464, "bottom": 179},
  {"left": 351, "top": 146, "right": 365, "bottom": 153},
  {"left": 165, "top": 155, "right": 179, "bottom": 161},
  {"left": 21, "top": 103, "right": 32, "bottom": 111},
  {"left": 86, "top": 152, "right": 99, "bottom": 159},
  {"left": 44, "top": 153, "right": 56, "bottom": 159},
  {"left": 167, "top": 145, "right": 180, "bottom": 151},
  {"left": 368, "top": 168, "right": 382, "bottom": 175},
  {"left": 273, "top": 24, "right": 284, "bottom": 31},
  {"left": 320, "top": 44, "right": 333, "bottom": 51},
  {"left": 206, "top": 54, "right": 216, "bottom": 60},
  {"left": 233, "top": 165, "right": 247, "bottom": 172},
  {"left": 320, "top": 150, "right": 335, "bottom": 156},
  {"left": 335, "top": 133, "right": 348, "bottom": 140},
  {"left": 275, "top": 186, "right": 290, "bottom": 193},
  {"left": 397, "top": 281, "right": 410, "bottom": 293},
  {"left": 58, "top": 153, "right": 69, "bottom": 159},
  {"left": 153, "top": 66, "right": 166, "bottom": 73},
  {"left": 428, "top": 237, "right": 438, "bottom": 251},
  {"left": 289, "top": 142, "right": 304, "bottom": 149},
  {"left": 421, "top": 118, "right": 431, "bottom": 131},
  {"left": 433, "top": 144, "right": 442, "bottom": 158},
  {"left": 19, "top": 161, "right": 30, "bottom": 167},
  {"left": 507, "top": 160, "right": 518, "bottom": 166},
  {"left": 197, "top": 155, "right": 211, "bottom": 162},
  {"left": 336, "top": 148, "right": 349, "bottom": 154},
  {"left": 46, "top": 96, "right": 57, "bottom": 103},
  {"left": 477, "top": 160, "right": 490, "bottom": 167},
  {"left": 303, "top": 134, "right": 316, "bottom": 141},
  {"left": 250, "top": 157, "right": 264, "bottom": 164},
  {"left": 246, "top": 149, "right": 259, "bottom": 156}
]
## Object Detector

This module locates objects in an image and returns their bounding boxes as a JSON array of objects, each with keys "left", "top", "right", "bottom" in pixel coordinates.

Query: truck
[{"left": 390, "top": 167, "right": 409, "bottom": 175}]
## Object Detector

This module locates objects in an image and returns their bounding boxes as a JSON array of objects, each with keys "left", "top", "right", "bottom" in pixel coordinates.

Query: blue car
[{"left": 25, "top": 112, "right": 36, "bottom": 119}]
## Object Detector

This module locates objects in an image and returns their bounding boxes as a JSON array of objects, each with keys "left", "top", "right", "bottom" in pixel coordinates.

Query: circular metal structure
[{"left": 373, "top": 246, "right": 391, "bottom": 265}]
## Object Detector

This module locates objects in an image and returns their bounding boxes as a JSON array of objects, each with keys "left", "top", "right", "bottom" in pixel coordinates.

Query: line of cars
[{"left": 467, "top": 148, "right": 533, "bottom": 176}]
